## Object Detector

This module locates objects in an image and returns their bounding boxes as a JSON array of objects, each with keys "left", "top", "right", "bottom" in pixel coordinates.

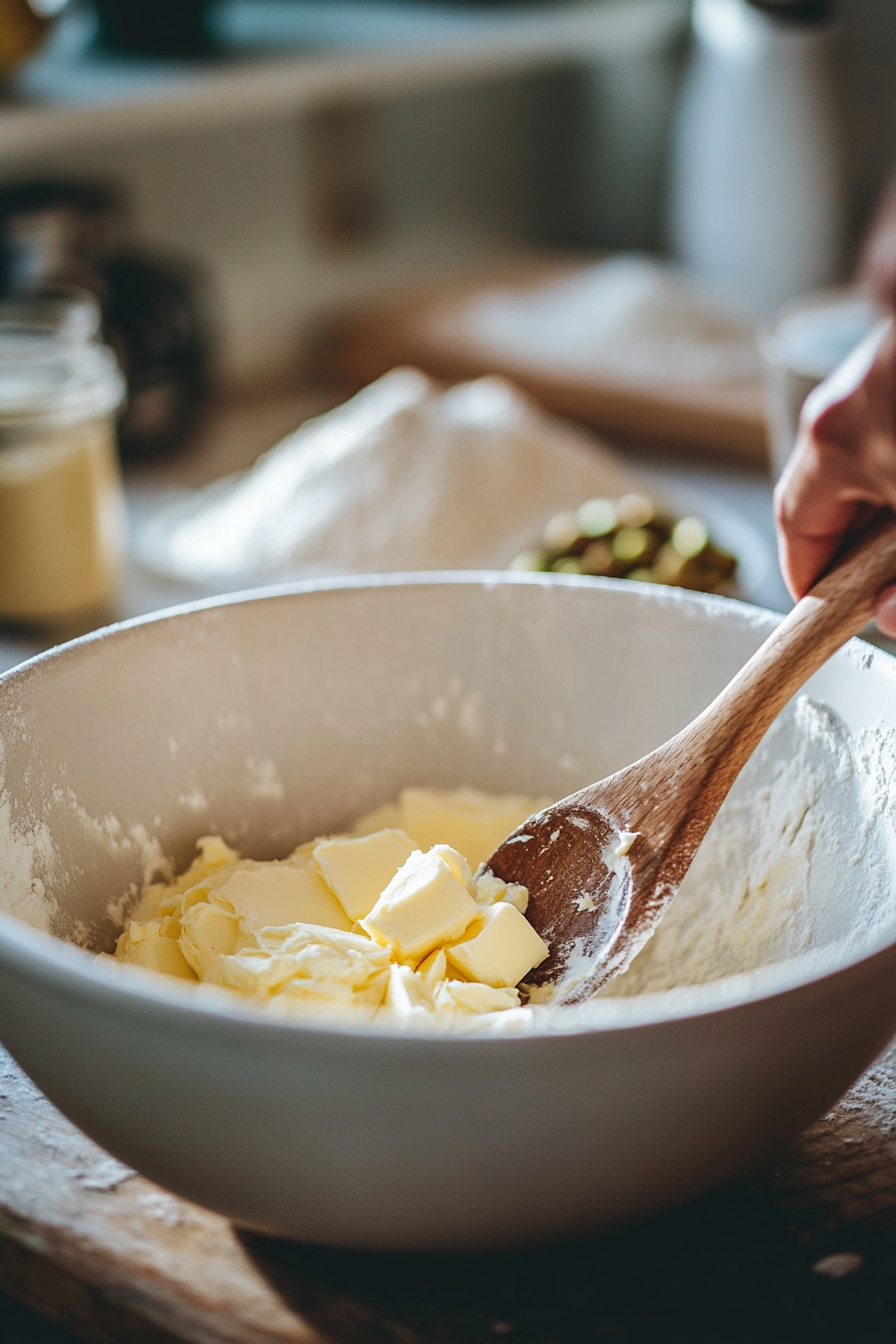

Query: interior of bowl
[{"left": 1, "top": 574, "right": 896, "bottom": 1021}]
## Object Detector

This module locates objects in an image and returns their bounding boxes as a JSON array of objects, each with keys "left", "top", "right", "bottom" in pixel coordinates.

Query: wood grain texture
[
  {"left": 2, "top": 1036, "right": 896, "bottom": 1344},
  {"left": 329, "top": 259, "right": 770, "bottom": 463},
  {"left": 0, "top": 1049, "right": 319, "bottom": 1344},
  {"left": 0, "top": 1243, "right": 178, "bottom": 1344},
  {"left": 491, "top": 514, "right": 896, "bottom": 999}
]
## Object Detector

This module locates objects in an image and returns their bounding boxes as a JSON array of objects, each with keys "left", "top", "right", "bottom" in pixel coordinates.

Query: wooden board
[
  {"left": 2, "top": 1035, "right": 896, "bottom": 1343},
  {"left": 330, "top": 259, "right": 771, "bottom": 464}
]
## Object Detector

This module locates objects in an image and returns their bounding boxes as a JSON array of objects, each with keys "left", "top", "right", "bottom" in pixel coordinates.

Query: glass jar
[
  {"left": 760, "top": 289, "right": 882, "bottom": 480},
  {"left": 0, "top": 289, "right": 126, "bottom": 624}
]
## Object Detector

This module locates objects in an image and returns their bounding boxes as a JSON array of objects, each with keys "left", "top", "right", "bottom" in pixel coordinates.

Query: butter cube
[
  {"left": 180, "top": 902, "right": 242, "bottom": 977},
  {"left": 361, "top": 849, "right": 479, "bottom": 961},
  {"left": 430, "top": 844, "right": 476, "bottom": 895},
  {"left": 383, "top": 964, "right": 434, "bottom": 1015},
  {"left": 446, "top": 901, "right": 549, "bottom": 988},
  {"left": 313, "top": 829, "right": 417, "bottom": 921},
  {"left": 399, "top": 788, "right": 539, "bottom": 871},
  {"left": 417, "top": 946, "right": 448, "bottom": 991},
  {"left": 216, "top": 864, "right": 352, "bottom": 933},
  {"left": 351, "top": 801, "right": 403, "bottom": 835},
  {"left": 474, "top": 871, "right": 529, "bottom": 913},
  {"left": 128, "top": 933, "right": 198, "bottom": 981},
  {"left": 438, "top": 980, "right": 520, "bottom": 1014}
]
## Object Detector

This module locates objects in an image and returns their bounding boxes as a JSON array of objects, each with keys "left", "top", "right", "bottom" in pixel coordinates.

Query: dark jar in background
[
  {"left": 0, "top": 179, "right": 210, "bottom": 460},
  {"left": 92, "top": 0, "right": 216, "bottom": 58}
]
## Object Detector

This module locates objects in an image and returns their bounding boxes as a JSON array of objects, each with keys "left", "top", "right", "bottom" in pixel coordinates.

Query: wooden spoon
[{"left": 487, "top": 513, "right": 896, "bottom": 1006}]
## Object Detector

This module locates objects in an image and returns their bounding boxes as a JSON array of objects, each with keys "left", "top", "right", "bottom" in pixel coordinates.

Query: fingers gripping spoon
[{"left": 487, "top": 515, "right": 896, "bottom": 1006}]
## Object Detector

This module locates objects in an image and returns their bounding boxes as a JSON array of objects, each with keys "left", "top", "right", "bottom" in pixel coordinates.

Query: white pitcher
[{"left": 671, "top": 0, "right": 845, "bottom": 317}]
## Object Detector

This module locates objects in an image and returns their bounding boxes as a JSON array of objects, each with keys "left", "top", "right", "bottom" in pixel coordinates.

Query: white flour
[
  {"left": 135, "top": 369, "right": 637, "bottom": 588},
  {"left": 0, "top": 727, "right": 168, "bottom": 945},
  {"left": 463, "top": 254, "right": 760, "bottom": 386},
  {"left": 0, "top": 731, "right": 59, "bottom": 933},
  {"left": 0, "top": 783, "right": 57, "bottom": 932},
  {"left": 603, "top": 696, "right": 896, "bottom": 997}
]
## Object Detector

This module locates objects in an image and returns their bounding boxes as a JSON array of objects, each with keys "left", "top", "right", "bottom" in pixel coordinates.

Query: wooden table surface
[{"left": 1, "top": 1031, "right": 896, "bottom": 1344}]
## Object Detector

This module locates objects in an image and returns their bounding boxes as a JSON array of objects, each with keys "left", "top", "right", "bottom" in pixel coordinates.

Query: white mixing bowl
[{"left": 1, "top": 575, "right": 895, "bottom": 1251}]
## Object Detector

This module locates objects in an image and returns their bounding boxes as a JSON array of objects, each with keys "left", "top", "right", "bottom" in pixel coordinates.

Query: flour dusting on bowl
[
  {"left": 604, "top": 696, "right": 896, "bottom": 998},
  {"left": 4, "top": 694, "right": 893, "bottom": 1020}
]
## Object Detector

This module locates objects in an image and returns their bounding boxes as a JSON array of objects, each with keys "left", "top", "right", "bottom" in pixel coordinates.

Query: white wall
[{"left": 11, "top": 76, "right": 534, "bottom": 387}]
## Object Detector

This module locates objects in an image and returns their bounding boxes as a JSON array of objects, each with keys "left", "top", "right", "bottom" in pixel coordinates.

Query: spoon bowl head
[{"left": 487, "top": 799, "right": 636, "bottom": 1003}]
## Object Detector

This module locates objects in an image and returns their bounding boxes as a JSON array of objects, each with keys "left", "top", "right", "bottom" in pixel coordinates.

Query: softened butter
[{"left": 113, "top": 788, "right": 549, "bottom": 1028}]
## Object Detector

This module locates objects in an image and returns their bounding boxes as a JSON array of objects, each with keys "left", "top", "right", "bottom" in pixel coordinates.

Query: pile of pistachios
[{"left": 508, "top": 493, "right": 737, "bottom": 594}]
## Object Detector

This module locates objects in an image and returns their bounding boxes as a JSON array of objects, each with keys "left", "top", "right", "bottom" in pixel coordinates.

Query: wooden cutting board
[
  {"left": 330, "top": 258, "right": 771, "bottom": 464},
  {"left": 2, "top": 1035, "right": 896, "bottom": 1343}
]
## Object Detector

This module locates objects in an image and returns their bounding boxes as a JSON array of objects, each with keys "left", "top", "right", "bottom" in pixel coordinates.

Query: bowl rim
[
  {"left": 2, "top": 570, "right": 895, "bottom": 1045},
  {"left": 0, "top": 568, "right": 783, "bottom": 691}
]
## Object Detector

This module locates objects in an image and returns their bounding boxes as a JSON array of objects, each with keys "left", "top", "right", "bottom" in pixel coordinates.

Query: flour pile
[
  {"left": 603, "top": 696, "right": 896, "bottom": 998},
  {"left": 463, "top": 254, "right": 760, "bottom": 386},
  {"left": 136, "top": 368, "right": 636, "bottom": 588}
]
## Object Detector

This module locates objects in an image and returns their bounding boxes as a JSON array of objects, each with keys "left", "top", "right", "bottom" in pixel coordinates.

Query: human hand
[
  {"left": 774, "top": 178, "right": 896, "bottom": 636},
  {"left": 774, "top": 319, "right": 896, "bottom": 633}
]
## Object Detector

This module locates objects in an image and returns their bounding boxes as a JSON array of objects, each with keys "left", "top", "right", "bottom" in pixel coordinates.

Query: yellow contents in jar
[
  {"left": 113, "top": 788, "right": 550, "bottom": 1026},
  {"left": 0, "top": 419, "right": 125, "bottom": 621}
]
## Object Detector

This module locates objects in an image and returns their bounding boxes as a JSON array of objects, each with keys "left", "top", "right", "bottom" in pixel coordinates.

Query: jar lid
[
  {"left": 0, "top": 291, "right": 124, "bottom": 423},
  {"left": 0, "top": 286, "right": 102, "bottom": 345}
]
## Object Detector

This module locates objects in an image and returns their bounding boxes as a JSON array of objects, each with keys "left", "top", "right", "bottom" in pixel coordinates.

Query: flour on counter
[
  {"left": 462, "top": 254, "right": 760, "bottom": 386},
  {"left": 134, "top": 368, "right": 637, "bottom": 588},
  {"left": 603, "top": 697, "right": 896, "bottom": 997}
]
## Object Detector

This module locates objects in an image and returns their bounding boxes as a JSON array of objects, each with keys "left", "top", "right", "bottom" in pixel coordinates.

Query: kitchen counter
[{"left": 0, "top": 385, "right": 792, "bottom": 677}]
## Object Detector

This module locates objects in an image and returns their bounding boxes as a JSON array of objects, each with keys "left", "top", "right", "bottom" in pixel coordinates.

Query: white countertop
[{"left": 0, "top": 385, "right": 791, "bottom": 678}]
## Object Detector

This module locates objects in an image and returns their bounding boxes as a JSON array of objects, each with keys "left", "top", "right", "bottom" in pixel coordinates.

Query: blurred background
[
  {"left": 1, "top": 0, "right": 896, "bottom": 652},
  {"left": 2, "top": 0, "right": 894, "bottom": 390}
]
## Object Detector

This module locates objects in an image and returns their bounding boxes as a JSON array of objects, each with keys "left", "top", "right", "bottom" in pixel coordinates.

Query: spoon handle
[{"left": 670, "top": 511, "right": 896, "bottom": 817}]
